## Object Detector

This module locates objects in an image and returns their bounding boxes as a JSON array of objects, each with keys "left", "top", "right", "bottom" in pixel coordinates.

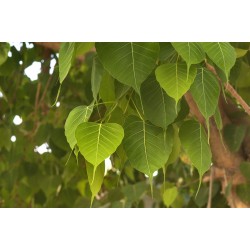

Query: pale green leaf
[
  {"left": 163, "top": 187, "right": 178, "bottom": 207},
  {"left": 235, "top": 48, "right": 248, "bottom": 58},
  {"left": 64, "top": 105, "right": 93, "bottom": 150},
  {"left": 86, "top": 161, "right": 105, "bottom": 206},
  {"left": 179, "top": 120, "right": 212, "bottom": 179},
  {"left": 201, "top": 42, "right": 236, "bottom": 80},
  {"left": 155, "top": 63, "right": 197, "bottom": 104},
  {"left": 75, "top": 122, "right": 124, "bottom": 169},
  {"left": 141, "top": 76, "right": 180, "bottom": 129},
  {"left": 75, "top": 42, "right": 94, "bottom": 56},
  {"left": 123, "top": 116, "right": 168, "bottom": 181},
  {"left": 91, "top": 56, "right": 104, "bottom": 100},
  {"left": 171, "top": 42, "right": 205, "bottom": 67},
  {"left": 190, "top": 68, "right": 220, "bottom": 128},
  {"left": 96, "top": 42, "right": 160, "bottom": 93},
  {"left": 59, "top": 42, "right": 75, "bottom": 83}
]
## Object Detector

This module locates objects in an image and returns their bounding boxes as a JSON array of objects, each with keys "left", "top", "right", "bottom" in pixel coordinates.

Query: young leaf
[
  {"left": 75, "top": 42, "right": 94, "bottom": 56},
  {"left": 86, "top": 161, "right": 105, "bottom": 206},
  {"left": 91, "top": 56, "right": 104, "bottom": 100},
  {"left": 155, "top": 63, "right": 197, "bottom": 104},
  {"left": 190, "top": 68, "right": 220, "bottom": 132},
  {"left": 201, "top": 42, "right": 236, "bottom": 80},
  {"left": 96, "top": 42, "right": 160, "bottom": 93},
  {"left": 59, "top": 42, "right": 75, "bottom": 83},
  {"left": 179, "top": 120, "right": 212, "bottom": 180},
  {"left": 171, "top": 42, "right": 205, "bottom": 68},
  {"left": 123, "top": 116, "right": 168, "bottom": 185},
  {"left": 163, "top": 187, "right": 178, "bottom": 208},
  {"left": 75, "top": 122, "right": 124, "bottom": 170},
  {"left": 64, "top": 105, "right": 93, "bottom": 150},
  {"left": 141, "top": 75, "right": 180, "bottom": 129}
]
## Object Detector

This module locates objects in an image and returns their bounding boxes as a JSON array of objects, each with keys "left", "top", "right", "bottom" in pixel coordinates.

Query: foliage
[{"left": 1, "top": 42, "right": 250, "bottom": 208}]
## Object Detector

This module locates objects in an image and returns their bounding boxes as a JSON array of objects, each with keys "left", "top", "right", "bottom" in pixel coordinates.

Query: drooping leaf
[
  {"left": 59, "top": 42, "right": 75, "bottom": 83},
  {"left": 179, "top": 120, "right": 212, "bottom": 180},
  {"left": 141, "top": 75, "right": 180, "bottom": 129},
  {"left": 64, "top": 105, "right": 93, "bottom": 150},
  {"left": 91, "top": 56, "right": 104, "bottom": 100},
  {"left": 86, "top": 161, "right": 105, "bottom": 206},
  {"left": 214, "top": 106, "right": 223, "bottom": 131},
  {"left": 0, "top": 42, "right": 10, "bottom": 66},
  {"left": 166, "top": 125, "right": 181, "bottom": 165},
  {"left": 223, "top": 124, "right": 246, "bottom": 152},
  {"left": 75, "top": 122, "right": 124, "bottom": 170},
  {"left": 171, "top": 42, "right": 205, "bottom": 68},
  {"left": 190, "top": 67, "right": 220, "bottom": 132},
  {"left": 163, "top": 187, "right": 178, "bottom": 208},
  {"left": 159, "top": 43, "right": 177, "bottom": 63},
  {"left": 96, "top": 42, "right": 160, "bottom": 93},
  {"left": 235, "top": 48, "right": 248, "bottom": 58},
  {"left": 155, "top": 63, "right": 197, "bottom": 104},
  {"left": 201, "top": 42, "right": 236, "bottom": 80},
  {"left": 123, "top": 116, "right": 168, "bottom": 184},
  {"left": 236, "top": 184, "right": 250, "bottom": 204}
]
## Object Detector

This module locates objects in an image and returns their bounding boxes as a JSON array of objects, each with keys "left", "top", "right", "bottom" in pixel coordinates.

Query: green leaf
[
  {"left": 96, "top": 42, "right": 160, "bottom": 93},
  {"left": 179, "top": 120, "right": 212, "bottom": 180},
  {"left": 75, "top": 42, "right": 94, "bottom": 56},
  {"left": 190, "top": 68, "right": 220, "bottom": 131},
  {"left": 86, "top": 161, "right": 105, "bottom": 206},
  {"left": 235, "top": 48, "right": 248, "bottom": 58},
  {"left": 163, "top": 187, "right": 178, "bottom": 207},
  {"left": 155, "top": 63, "right": 197, "bottom": 104},
  {"left": 91, "top": 56, "right": 104, "bottom": 100},
  {"left": 75, "top": 122, "right": 124, "bottom": 169},
  {"left": 223, "top": 124, "right": 246, "bottom": 152},
  {"left": 239, "top": 162, "right": 250, "bottom": 181},
  {"left": 141, "top": 75, "right": 180, "bottom": 129},
  {"left": 201, "top": 42, "right": 236, "bottom": 80},
  {"left": 166, "top": 125, "right": 181, "bottom": 165},
  {"left": 64, "top": 105, "right": 93, "bottom": 150},
  {"left": 236, "top": 62, "right": 250, "bottom": 88},
  {"left": 214, "top": 106, "right": 223, "bottom": 131},
  {"left": 171, "top": 42, "right": 205, "bottom": 68},
  {"left": 123, "top": 116, "right": 168, "bottom": 182},
  {"left": 59, "top": 42, "right": 75, "bottom": 83},
  {"left": 0, "top": 42, "right": 10, "bottom": 66},
  {"left": 99, "top": 71, "right": 116, "bottom": 103}
]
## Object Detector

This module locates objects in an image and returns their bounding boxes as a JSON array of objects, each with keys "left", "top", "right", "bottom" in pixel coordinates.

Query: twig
[{"left": 207, "top": 167, "right": 214, "bottom": 208}]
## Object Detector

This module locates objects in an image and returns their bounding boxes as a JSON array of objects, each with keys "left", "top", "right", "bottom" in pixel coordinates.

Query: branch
[
  {"left": 34, "top": 42, "right": 61, "bottom": 51},
  {"left": 206, "top": 62, "right": 250, "bottom": 116}
]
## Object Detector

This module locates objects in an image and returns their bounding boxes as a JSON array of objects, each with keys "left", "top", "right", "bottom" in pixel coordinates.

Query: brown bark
[{"left": 34, "top": 42, "right": 61, "bottom": 51}]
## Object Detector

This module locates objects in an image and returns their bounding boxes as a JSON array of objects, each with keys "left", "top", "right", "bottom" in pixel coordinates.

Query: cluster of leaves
[{"left": 1, "top": 42, "right": 250, "bottom": 207}]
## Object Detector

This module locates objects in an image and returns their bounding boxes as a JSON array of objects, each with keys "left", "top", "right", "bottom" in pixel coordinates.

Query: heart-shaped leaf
[
  {"left": 190, "top": 67, "right": 220, "bottom": 130},
  {"left": 123, "top": 116, "right": 168, "bottom": 184},
  {"left": 96, "top": 42, "right": 160, "bottom": 93},
  {"left": 201, "top": 42, "right": 236, "bottom": 80},
  {"left": 75, "top": 122, "right": 124, "bottom": 169},
  {"left": 171, "top": 42, "right": 205, "bottom": 68},
  {"left": 91, "top": 56, "right": 104, "bottom": 100},
  {"left": 155, "top": 63, "right": 197, "bottom": 104},
  {"left": 179, "top": 120, "right": 212, "bottom": 180},
  {"left": 141, "top": 75, "right": 180, "bottom": 129},
  {"left": 64, "top": 105, "right": 93, "bottom": 150}
]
